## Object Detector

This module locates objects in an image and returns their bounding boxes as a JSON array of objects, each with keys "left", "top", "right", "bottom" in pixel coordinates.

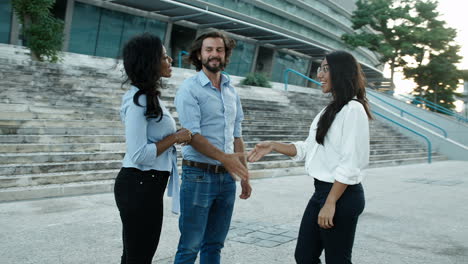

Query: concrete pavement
[{"left": 1, "top": 160, "right": 468, "bottom": 264}]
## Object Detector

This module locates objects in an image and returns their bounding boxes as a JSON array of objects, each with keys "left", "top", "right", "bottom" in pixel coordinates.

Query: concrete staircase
[{"left": 0, "top": 49, "right": 447, "bottom": 201}]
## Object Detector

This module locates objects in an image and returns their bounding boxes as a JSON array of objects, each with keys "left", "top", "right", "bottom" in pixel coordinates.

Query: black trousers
[
  {"left": 114, "top": 167, "right": 169, "bottom": 264},
  {"left": 295, "top": 179, "right": 365, "bottom": 264}
]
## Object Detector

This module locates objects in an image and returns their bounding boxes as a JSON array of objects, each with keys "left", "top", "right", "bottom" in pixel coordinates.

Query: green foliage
[
  {"left": 342, "top": 0, "right": 415, "bottom": 83},
  {"left": 403, "top": 0, "right": 463, "bottom": 111},
  {"left": 344, "top": 0, "right": 464, "bottom": 113},
  {"left": 12, "top": 0, "right": 64, "bottom": 62},
  {"left": 241, "top": 72, "right": 272, "bottom": 88},
  {"left": 405, "top": 46, "right": 463, "bottom": 111}
]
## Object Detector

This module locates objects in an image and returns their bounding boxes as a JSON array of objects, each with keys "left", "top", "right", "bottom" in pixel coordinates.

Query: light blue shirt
[
  {"left": 175, "top": 71, "right": 244, "bottom": 165},
  {"left": 120, "top": 86, "right": 180, "bottom": 213}
]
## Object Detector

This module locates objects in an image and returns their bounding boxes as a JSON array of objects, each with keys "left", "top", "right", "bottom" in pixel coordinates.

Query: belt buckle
[{"left": 216, "top": 165, "right": 226, "bottom": 174}]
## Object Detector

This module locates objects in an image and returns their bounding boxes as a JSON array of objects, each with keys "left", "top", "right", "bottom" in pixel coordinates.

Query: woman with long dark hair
[
  {"left": 248, "top": 50, "right": 372, "bottom": 264},
  {"left": 114, "top": 33, "right": 192, "bottom": 264}
]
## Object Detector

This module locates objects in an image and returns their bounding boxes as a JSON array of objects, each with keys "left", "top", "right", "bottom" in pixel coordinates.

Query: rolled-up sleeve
[
  {"left": 124, "top": 103, "right": 158, "bottom": 165},
  {"left": 333, "top": 106, "right": 369, "bottom": 185},
  {"left": 174, "top": 82, "right": 201, "bottom": 135},
  {"left": 234, "top": 94, "right": 244, "bottom": 138}
]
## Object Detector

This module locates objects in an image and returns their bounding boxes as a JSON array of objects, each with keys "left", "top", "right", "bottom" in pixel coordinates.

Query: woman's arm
[
  {"left": 155, "top": 128, "right": 191, "bottom": 156},
  {"left": 318, "top": 181, "right": 348, "bottom": 229},
  {"left": 247, "top": 141, "right": 297, "bottom": 162}
]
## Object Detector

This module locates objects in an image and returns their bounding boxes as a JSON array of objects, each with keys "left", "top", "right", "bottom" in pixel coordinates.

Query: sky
[{"left": 391, "top": 0, "right": 467, "bottom": 107}]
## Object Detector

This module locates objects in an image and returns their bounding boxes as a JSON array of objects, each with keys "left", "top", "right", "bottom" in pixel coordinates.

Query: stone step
[
  {"left": 247, "top": 160, "right": 305, "bottom": 170},
  {"left": 0, "top": 119, "right": 123, "bottom": 128},
  {"left": 0, "top": 135, "right": 125, "bottom": 144},
  {"left": 0, "top": 179, "right": 116, "bottom": 202},
  {"left": 0, "top": 126, "right": 125, "bottom": 135},
  {"left": 0, "top": 110, "right": 120, "bottom": 121},
  {"left": 0, "top": 169, "right": 118, "bottom": 188},
  {"left": 369, "top": 151, "right": 438, "bottom": 161},
  {"left": 0, "top": 151, "right": 125, "bottom": 165},
  {"left": 0, "top": 160, "right": 123, "bottom": 178},
  {"left": 0, "top": 143, "right": 125, "bottom": 153},
  {"left": 0, "top": 165, "right": 309, "bottom": 202},
  {"left": 0, "top": 103, "right": 120, "bottom": 115},
  {"left": 368, "top": 155, "right": 448, "bottom": 168}
]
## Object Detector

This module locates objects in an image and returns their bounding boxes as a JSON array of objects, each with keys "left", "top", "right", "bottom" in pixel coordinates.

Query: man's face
[{"left": 199, "top": 37, "right": 226, "bottom": 73}]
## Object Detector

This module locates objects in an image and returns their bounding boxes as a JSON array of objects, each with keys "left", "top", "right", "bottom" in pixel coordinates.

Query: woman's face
[
  {"left": 317, "top": 58, "right": 331, "bottom": 94},
  {"left": 160, "top": 46, "right": 173, "bottom": 78}
]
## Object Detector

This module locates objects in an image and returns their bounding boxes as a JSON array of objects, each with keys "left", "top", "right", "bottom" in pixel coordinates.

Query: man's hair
[{"left": 188, "top": 31, "right": 236, "bottom": 71}]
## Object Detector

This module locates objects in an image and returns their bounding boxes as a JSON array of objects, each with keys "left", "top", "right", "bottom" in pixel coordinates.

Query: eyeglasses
[{"left": 317, "top": 65, "right": 329, "bottom": 75}]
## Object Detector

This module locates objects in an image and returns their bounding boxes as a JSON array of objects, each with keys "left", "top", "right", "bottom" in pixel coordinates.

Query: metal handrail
[
  {"left": 283, "top": 68, "right": 321, "bottom": 91},
  {"left": 373, "top": 111, "right": 432, "bottom": 163},
  {"left": 178, "top": 50, "right": 189, "bottom": 68},
  {"left": 368, "top": 92, "right": 448, "bottom": 138},
  {"left": 400, "top": 94, "right": 468, "bottom": 122}
]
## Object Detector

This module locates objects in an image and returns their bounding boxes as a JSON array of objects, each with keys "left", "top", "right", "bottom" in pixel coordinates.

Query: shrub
[
  {"left": 241, "top": 72, "right": 272, "bottom": 88},
  {"left": 12, "top": 0, "right": 64, "bottom": 62}
]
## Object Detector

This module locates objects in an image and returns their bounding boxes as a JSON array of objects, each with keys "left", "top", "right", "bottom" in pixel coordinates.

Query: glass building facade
[
  {"left": 272, "top": 52, "right": 310, "bottom": 86},
  {"left": 0, "top": 0, "right": 381, "bottom": 86},
  {"left": 68, "top": 2, "right": 166, "bottom": 58},
  {"left": 225, "top": 40, "right": 255, "bottom": 77},
  {"left": 0, "top": 0, "right": 12, "bottom": 44}
]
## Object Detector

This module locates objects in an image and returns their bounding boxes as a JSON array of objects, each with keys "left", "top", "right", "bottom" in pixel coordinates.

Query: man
[{"left": 174, "top": 31, "right": 252, "bottom": 264}]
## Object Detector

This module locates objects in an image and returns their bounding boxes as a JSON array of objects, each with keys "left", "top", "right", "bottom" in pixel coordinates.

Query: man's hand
[
  {"left": 220, "top": 153, "right": 249, "bottom": 181},
  {"left": 239, "top": 180, "right": 252, "bottom": 199},
  {"left": 247, "top": 141, "right": 274, "bottom": 162}
]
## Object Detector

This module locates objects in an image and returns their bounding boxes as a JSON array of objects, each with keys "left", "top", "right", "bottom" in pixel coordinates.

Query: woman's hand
[
  {"left": 318, "top": 202, "right": 336, "bottom": 229},
  {"left": 174, "top": 128, "right": 192, "bottom": 144},
  {"left": 247, "top": 141, "right": 274, "bottom": 162}
]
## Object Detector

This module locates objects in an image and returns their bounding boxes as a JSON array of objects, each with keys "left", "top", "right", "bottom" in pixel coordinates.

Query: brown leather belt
[{"left": 182, "top": 160, "right": 228, "bottom": 174}]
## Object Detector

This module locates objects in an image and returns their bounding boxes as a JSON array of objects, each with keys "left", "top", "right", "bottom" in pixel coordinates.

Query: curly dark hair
[
  {"left": 122, "top": 33, "right": 164, "bottom": 121},
  {"left": 316, "top": 50, "right": 373, "bottom": 145},
  {"left": 188, "top": 31, "right": 236, "bottom": 71}
]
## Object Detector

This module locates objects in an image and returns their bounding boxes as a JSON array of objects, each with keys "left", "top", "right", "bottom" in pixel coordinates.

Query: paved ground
[{"left": 1, "top": 160, "right": 468, "bottom": 264}]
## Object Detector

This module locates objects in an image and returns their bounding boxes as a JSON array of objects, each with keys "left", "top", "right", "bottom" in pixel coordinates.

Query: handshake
[{"left": 174, "top": 128, "right": 192, "bottom": 145}]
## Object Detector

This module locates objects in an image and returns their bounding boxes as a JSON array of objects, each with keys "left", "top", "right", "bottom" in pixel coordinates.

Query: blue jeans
[{"left": 174, "top": 165, "right": 236, "bottom": 264}]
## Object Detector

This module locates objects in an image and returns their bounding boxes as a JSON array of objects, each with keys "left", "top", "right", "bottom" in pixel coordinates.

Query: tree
[
  {"left": 342, "top": 0, "right": 415, "bottom": 85},
  {"left": 344, "top": 0, "right": 464, "bottom": 112},
  {"left": 403, "top": 0, "right": 463, "bottom": 111},
  {"left": 405, "top": 45, "right": 463, "bottom": 111},
  {"left": 12, "top": 0, "right": 64, "bottom": 62}
]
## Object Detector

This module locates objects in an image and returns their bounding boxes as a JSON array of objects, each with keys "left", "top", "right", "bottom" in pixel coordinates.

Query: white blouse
[{"left": 292, "top": 100, "right": 370, "bottom": 185}]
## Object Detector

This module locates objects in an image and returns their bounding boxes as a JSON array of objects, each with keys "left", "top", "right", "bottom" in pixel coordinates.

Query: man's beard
[{"left": 202, "top": 57, "right": 225, "bottom": 73}]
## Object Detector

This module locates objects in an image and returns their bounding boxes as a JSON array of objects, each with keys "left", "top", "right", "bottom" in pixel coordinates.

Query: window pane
[
  {"left": 95, "top": 8, "right": 125, "bottom": 58},
  {"left": 272, "top": 52, "right": 310, "bottom": 86},
  {"left": 120, "top": 14, "right": 147, "bottom": 52},
  {"left": 68, "top": 2, "right": 100, "bottom": 55},
  {"left": 145, "top": 19, "right": 166, "bottom": 40},
  {"left": 0, "top": 0, "right": 12, "bottom": 44},
  {"left": 225, "top": 40, "right": 255, "bottom": 77}
]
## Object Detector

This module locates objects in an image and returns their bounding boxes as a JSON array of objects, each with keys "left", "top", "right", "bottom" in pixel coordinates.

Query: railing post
[
  {"left": 283, "top": 68, "right": 321, "bottom": 92},
  {"left": 178, "top": 50, "right": 189, "bottom": 68},
  {"left": 372, "top": 111, "right": 433, "bottom": 164}
]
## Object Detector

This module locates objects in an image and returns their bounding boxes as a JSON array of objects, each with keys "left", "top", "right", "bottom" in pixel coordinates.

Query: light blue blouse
[{"left": 120, "top": 86, "right": 180, "bottom": 214}]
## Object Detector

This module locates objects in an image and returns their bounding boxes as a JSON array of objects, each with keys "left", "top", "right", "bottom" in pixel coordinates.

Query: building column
[
  {"left": 62, "top": 0, "right": 75, "bottom": 51},
  {"left": 164, "top": 22, "right": 173, "bottom": 55},
  {"left": 250, "top": 44, "right": 259, "bottom": 73},
  {"left": 9, "top": 12, "right": 20, "bottom": 45}
]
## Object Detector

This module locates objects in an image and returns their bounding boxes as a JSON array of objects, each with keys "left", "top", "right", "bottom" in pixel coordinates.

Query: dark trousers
[
  {"left": 114, "top": 167, "right": 169, "bottom": 264},
  {"left": 295, "top": 179, "right": 365, "bottom": 264}
]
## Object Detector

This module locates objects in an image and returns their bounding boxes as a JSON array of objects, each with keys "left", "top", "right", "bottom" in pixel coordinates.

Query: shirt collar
[{"left": 197, "top": 70, "right": 230, "bottom": 89}]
